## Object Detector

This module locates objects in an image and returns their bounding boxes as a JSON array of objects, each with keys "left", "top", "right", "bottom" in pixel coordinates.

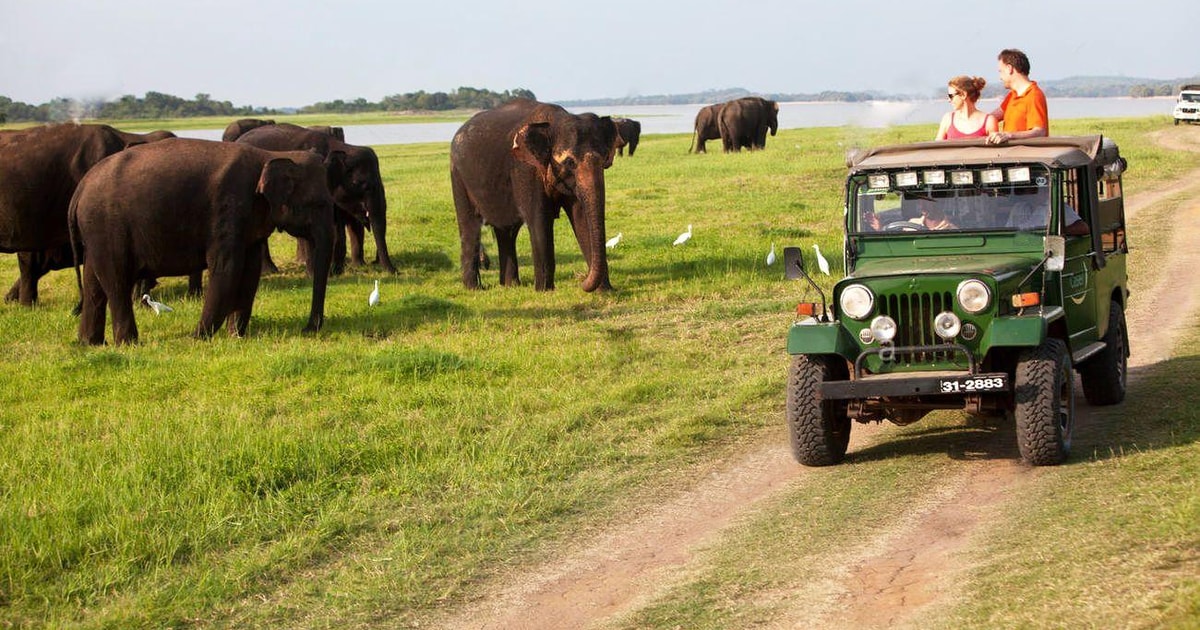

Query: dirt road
[{"left": 433, "top": 126, "right": 1200, "bottom": 630}]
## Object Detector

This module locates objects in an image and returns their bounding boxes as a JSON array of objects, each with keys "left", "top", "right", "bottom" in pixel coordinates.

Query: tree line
[
  {"left": 300, "top": 87, "right": 536, "bottom": 114},
  {"left": 0, "top": 87, "right": 536, "bottom": 123}
]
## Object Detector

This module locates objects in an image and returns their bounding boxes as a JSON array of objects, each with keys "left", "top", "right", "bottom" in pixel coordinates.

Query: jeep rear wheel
[
  {"left": 1080, "top": 301, "right": 1127, "bottom": 405},
  {"left": 787, "top": 355, "right": 851, "bottom": 466},
  {"left": 1013, "top": 338, "right": 1074, "bottom": 465}
]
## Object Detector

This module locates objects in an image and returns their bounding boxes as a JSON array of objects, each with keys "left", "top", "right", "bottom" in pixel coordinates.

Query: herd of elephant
[{"left": 0, "top": 95, "right": 776, "bottom": 345}]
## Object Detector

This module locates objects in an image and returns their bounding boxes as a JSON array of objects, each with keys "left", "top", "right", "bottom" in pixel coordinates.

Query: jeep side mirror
[
  {"left": 1044, "top": 236, "right": 1065, "bottom": 272},
  {"left": 783, "top": 246, "right": 804, "bottom": 279}
]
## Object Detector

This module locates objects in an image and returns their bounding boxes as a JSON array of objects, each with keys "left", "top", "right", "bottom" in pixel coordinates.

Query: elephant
[
  {"left": 221, "top": 118, "right": 276, "bottom": 142},
  {"left": 718, "top": 97, "right": 779, "bottom": 152},
  {"left": 690, "top": 103, "right": 724, "bottom": 153},
  {"left": 0, "top": 123, "right": 134, "bottom": 305},
  {"left": 307, "top": 125, "right": 346, "bottom": 142},
  {"left": 613, "top": 118, "right": 641, "bottom": 157},
  {"left": 115, "top": 129, "right": 177, "bottom": 145},
  {"left": 235, "top": 123, "right": 394, "bottom": 275},
  {"left": 4, "top": 127, "right": 179, "bottom": 304},
  {"left": 450, "top": 98, "right": 619, "bottom": 292},
  {"left": 69, "top": 138, "right": 336, "bottom": 345}
]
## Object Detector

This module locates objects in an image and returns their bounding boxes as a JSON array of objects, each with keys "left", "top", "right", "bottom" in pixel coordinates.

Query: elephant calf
[{"left": 69, "top": 138, "right": 337, "bottom": 345}]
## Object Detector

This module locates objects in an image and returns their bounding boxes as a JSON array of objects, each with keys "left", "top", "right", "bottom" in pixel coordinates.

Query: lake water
[{"left": 174, "top": 97, "right": 1175, "bottom": 147}]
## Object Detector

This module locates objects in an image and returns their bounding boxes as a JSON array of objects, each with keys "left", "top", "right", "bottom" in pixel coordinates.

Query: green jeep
[{"left": 785, "top": 136, "right": 1130, "bottom": 466}]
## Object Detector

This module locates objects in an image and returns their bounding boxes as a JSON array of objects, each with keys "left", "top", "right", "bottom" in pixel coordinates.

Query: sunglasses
[{"left": 947, "top": 92, "right": 962, "bottom": 100}]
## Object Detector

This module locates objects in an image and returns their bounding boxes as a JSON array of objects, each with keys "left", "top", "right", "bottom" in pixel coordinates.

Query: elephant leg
[
  {"left": 346, "top": 221, "right": 367, "bottom": 266},
  {"left": 330, "top": 216, "right": 348, "bottom": 276},
  {"left": 187, "top": 272, "right": 203, "bottom": 297},
  {"left": 295, "top": 236, "right": 309, "bottom": 266},
  {"left": 14, "top": 251, "right": 44, "bottom": 306},
  {"left": 526, "top": 212, "right": 556, "bottom": 291},
  {"left": 227, "top": 245, "right": 263, "bottom": 338},
  {"left": 261, "top": 240, "right": 279, "bottom": 274},
  {"left": 451, "top": 170, "right": 484, "bottom": 289},
  {"left": 133, "top": 277, "right": 158, "bottom": 304},
  {"left": 4, "top": 276, "right": 18, "bottom": 302},
  {"left": 493, "top": 224, "right": 522, "bottom": 287},
  {"left": 108, "top": 276, "right": 139, "bottom": 345},
  {"left": 197, "top": 255, "right": 242, "bottom": 339},
  {"left": 78, "top": 267, "right": 108, "bottom": 345}
]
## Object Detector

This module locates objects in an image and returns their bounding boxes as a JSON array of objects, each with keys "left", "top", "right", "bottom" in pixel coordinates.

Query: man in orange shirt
[{"left": 987, "top": 49, "right": 1048, "bottom": 144}]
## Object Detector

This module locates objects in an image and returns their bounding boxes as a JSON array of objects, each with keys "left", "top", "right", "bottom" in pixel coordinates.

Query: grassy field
[{"left": 0, "top": 115, "right": 1196, "bottom": 627}]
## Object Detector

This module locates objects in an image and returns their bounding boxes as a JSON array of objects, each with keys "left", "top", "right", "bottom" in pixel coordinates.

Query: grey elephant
[
  {"left": 613, "top": 118, "right": 641, "bottom": 157},
  {"left": 236, "top": 123, "right": 394, "bottom": 275},
  {"left": 719, "top": 97, "right": 779, "bottom": 152},
  {"left": 0, "top": 124, "right": 134, "bottom": 305},
  {"left": 450, "top": 98, "right": 619, "bottom": 292},
  {"left": 690, "top": 103, "right": 724, "bottom": 153},
  {"left": 69, "top": 138, "right": 336, "bottom": 344}
]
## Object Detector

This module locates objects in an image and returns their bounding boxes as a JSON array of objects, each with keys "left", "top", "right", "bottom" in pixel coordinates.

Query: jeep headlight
[
  {"left": 839, "top": 284, "right": 874, "bottom": 320},
  {"left": 870, "top": 315, "right": 897, "bottom": 343},
  {"left": 956, "top": 279, "right": 991, "bottom": 314}
]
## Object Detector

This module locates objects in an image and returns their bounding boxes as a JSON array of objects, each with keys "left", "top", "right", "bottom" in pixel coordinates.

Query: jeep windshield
[{"left": 850, "top": 165, "right": 1051, "bottom": 234}]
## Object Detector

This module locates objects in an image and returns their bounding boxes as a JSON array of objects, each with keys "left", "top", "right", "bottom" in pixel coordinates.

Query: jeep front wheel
[
  {"left": 1013, "top": 338, "right": 1074, "bottom": 465},
  {"left": 787, "top": 355, "right": 851, "bottom": 466},
  {"left": 1080, "top": 301, "right": 1128, "bottom": 405}
]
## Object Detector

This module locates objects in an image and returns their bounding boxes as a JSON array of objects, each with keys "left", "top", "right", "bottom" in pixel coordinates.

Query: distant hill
[{"left": 561, "top": 75, "right": 1200, "bottom": 106}]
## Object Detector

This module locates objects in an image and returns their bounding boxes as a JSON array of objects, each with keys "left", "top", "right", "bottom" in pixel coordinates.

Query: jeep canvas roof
[{"left": 847, "top": 136, "right": 1108, "bottom": 172}]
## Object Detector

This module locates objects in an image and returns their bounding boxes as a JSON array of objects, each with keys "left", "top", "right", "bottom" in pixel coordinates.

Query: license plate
[{"left": 938, "top": 375, "right": 1008, "bottom": 394}]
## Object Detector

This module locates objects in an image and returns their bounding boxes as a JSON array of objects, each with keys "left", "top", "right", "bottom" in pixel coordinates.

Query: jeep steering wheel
[{"left": 884, "top": 220, "right": 928, "bottom": 232}]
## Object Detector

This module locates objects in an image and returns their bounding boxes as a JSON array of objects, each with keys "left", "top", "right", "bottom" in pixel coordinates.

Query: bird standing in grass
[
  {"left": 766, "top": 243, "right": 777, "bottom": 266},
  {"left": 141, "top": 294, "right": 173, "bottom": 315},
  {"left": 368, "top": 280, "right": 380, "bottom": 306},
  {"left": 606, "top": 232, "right": 622, "bottom": 249},
  {"left": 813, "top": 244, "right": 831, "bottom": 275},
  {"left": 673, "top": 224, "right": 692, "bottom": 246}
]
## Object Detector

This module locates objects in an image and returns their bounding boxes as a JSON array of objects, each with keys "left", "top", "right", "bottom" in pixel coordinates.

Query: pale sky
[{"left": 1, "top": 0, "right": 1196, "bottom": 109}]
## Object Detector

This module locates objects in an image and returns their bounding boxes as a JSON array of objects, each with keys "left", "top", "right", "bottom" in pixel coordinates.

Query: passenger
[
  {"left": 1007, "top": 199, "right": 1090, "bottom": 236},
  {"left": 935, "top": 76, "right": 997, "bottom": 140},
  {"left": 987, "top": 48, "right": 1049, "bottom": 144},
  {"left": 910, "top": 198, "right": 957, "bottom": 230}
]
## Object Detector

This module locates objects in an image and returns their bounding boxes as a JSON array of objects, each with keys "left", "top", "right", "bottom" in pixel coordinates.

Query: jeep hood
[{"left": 852, "top": 253, "right": 1043, "bottom": 282}]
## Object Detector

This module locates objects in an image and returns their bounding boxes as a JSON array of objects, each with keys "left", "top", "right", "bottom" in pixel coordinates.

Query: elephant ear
[
  {"left": 257, "top": 158, "right": 303, "bottom": 211},
  {"left": 512, "top": 122, "right": 553, "bottom": 170}
]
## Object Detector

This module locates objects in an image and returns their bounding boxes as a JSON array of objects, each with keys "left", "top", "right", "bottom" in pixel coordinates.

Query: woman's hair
[{"left": 949, "top": 75, "right": 987, "bottom": 102}]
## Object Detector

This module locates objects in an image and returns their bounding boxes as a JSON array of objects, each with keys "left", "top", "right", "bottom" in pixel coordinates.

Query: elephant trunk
[
  {"left": 367, "top": 177, "right": 395, "bottom": 272},
  {"left": 304, "top": 215, "right": 334, "bottom": 332},
  {"left": 575, "top": 157, "right": 612, "bottom": 292}
]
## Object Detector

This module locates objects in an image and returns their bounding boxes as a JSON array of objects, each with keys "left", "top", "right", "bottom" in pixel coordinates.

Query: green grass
[{"left": 1, "top": 116, "right": 1197, "bottom": 628}]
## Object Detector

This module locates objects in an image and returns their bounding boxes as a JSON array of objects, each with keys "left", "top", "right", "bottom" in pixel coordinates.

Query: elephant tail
[{"left": 67, "top": 189, "right": 85, "bottom": 316}]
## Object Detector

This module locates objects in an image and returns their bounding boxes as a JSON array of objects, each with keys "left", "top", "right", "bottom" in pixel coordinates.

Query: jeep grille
[{"left": 879, "top": 291, "right": 955, "bottom": 362}]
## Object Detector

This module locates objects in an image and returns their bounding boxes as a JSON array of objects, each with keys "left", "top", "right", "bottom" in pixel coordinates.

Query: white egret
[
  {"left": 766, "top": 243, "right": 777, "bottom": 266},
  {"left": 368, "top": 280, "right": 380, "bottom": 306},
  {"left": 813, "top": 244, "right": 831, "bottom": 275},
  {"left": 141, "top": 294, "right": 173, "bottom": 315},
  {"left": 673, "top": 224, "right": 692, "bottom": 246},
  {"left": 605, "top": 232, "right": 622, "bottom": 249}
]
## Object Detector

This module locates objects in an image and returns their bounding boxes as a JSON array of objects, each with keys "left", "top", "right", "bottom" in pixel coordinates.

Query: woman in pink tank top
[{"left": 935, "top": 75, "right": 997, "bottom": 140}]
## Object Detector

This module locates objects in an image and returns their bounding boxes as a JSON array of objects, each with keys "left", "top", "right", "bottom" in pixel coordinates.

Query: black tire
[
  {"left": 1080, "top": 301, "right": 1128, "bottom": 405},
  {"left": 787, "top": 355, "right": 851, "bottom": 466},
  {"left": 1175, "top": 119, "right": 1181, "bottom": 126},
  {"left": 1013, "top": 338, "right": 1074, "bottom": 465}
]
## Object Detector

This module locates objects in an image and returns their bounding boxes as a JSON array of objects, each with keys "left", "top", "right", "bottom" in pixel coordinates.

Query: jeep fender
[
  {"left": 787, "top": 321, "right": 859, "bottom": 357},
  {"left": 984, "top": 306, "right": 1064, "bottom": 348}
]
